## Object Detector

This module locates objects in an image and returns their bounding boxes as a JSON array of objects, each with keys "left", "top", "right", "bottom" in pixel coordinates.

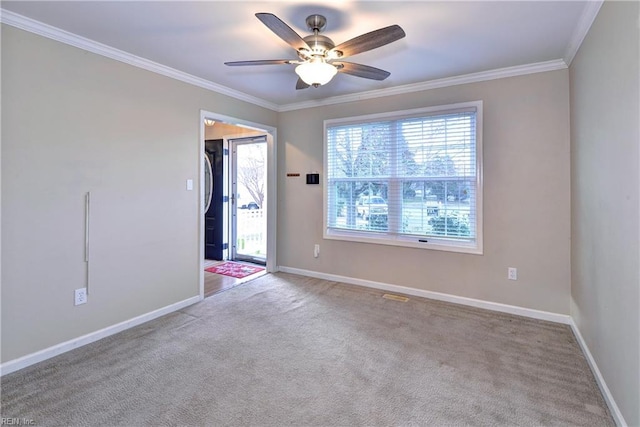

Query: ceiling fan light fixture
[{"left": 295, "top": 59, "right": 337, "bottom": 86}]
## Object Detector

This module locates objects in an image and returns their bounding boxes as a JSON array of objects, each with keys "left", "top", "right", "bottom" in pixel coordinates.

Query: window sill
[{"left": 324, "top": 228, "right": 483, "bottom": 255}]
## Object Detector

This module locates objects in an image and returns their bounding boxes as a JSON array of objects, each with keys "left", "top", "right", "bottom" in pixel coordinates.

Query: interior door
[
  {"left": 231, "top": 136, "right": 267, "bottom": 264},
  {"left": 204, "top": 139, "right": 224, "bottom": 260}
]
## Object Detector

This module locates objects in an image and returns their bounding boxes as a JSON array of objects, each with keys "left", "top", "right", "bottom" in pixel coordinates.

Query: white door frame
[
  {"left": 199, "top": 110, "right": 277, "bottom": 299},
  {"left": 227, "top": 135, "right": 268, "bottom": 264}
]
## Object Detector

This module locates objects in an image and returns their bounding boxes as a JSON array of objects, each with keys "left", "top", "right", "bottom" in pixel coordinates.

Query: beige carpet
[{"left": 1, "top": 273, "right": 613, "bottom": 426}]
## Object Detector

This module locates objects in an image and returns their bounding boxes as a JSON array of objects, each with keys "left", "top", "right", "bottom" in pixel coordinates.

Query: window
[{"left": 324, "top": 101, "right": 482, "bottom": 254}]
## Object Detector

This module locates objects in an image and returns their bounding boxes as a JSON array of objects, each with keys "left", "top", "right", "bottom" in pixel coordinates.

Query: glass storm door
[{"left": 230, "top": 136, "right": 267, "bottom": 264}]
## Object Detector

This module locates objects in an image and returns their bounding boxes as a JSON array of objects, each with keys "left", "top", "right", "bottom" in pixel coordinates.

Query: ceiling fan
[{"left": 225, "top": 13, "right": 406, "bottom": 90}]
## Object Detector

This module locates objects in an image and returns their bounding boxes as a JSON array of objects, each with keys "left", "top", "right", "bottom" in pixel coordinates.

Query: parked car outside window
[
  {"left": 240, "top": 202, "right": 260, "bottom": 210},
  {"left": 357, "top": 196, "right": 388, "bottom": 220},
  {"left": 424, "top": 195, "right": 441, "bottom": 216}
]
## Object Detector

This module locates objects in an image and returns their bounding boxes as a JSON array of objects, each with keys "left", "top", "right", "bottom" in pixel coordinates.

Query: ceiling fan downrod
[
  {"left": 300, "top": 15, "right": 339, "bottom": 61},
  {"left": 305, "top": 14, "right": 327, "bottom": 33}
]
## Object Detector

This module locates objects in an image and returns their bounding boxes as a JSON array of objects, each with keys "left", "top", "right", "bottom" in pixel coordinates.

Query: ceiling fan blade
[
  {"left": 335, "top": 62, "right": 391, "bottom": 80},
  {"left": 330, "top": 25, "right": 405, "bottom": 58},
  {"left": 256, "top": 13, "right": 311, "bottom": 52},
  {"left": 225, "top": 59, "right": 293, "bottom": 66},
  {"left": 296, "top": 78, "right": 311, "bottom": 90}
]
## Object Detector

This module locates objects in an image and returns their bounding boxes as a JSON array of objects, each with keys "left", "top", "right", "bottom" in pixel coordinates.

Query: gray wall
[
  {"left": 569, "top": 1, "right": 640, "bottom": 425},
  {"left": 1, "top": 25, "right": 277, "bottom": 362},
  {"left": 278, "top": 70, "right": 571, "bottom": 315}
]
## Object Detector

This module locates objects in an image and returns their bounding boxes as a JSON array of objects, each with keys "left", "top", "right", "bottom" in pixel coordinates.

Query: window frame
[{"left": 323, "top": 101, "right": 483, "bottom": 254}]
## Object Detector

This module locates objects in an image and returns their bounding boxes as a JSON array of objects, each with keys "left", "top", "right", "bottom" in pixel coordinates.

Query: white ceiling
[{"left": 1, "top": 1, "right": 598, "bottom": 110}]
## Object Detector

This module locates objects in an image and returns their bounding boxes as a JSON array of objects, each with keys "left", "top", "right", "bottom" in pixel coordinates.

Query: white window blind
[{"left": 324, "top": 101, "right": 482, "bottom": 253}]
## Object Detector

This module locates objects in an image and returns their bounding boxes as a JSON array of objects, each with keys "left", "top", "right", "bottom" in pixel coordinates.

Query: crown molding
[
  {"left": 564, "top": 0, "right": 604, "bottom": 66},
  {"left": 0, "top": 9, "right": 280, "bottom": 112},
  {"left": 2, "top": 8, "right": 571, "bottom": 114},
  {"left": 278, "top": 59, "right": 568, "bottom": 112}
]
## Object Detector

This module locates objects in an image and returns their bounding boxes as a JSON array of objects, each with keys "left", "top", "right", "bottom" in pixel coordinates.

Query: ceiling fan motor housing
[
  {"left": 297, "top": 15, "right": 343, "bottom": 61},
  {"left": 299, "top": 34, "right": 336, "bottom": 59}
]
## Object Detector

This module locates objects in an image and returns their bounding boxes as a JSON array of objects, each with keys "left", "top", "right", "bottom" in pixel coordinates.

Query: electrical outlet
[
  {"left": 75, "top": 288, "right": 87, "bottom": 305},
  {"left": 508, "top": 267, "right": 518, "bottom": 281},
  {"left": 314, "top": 244, "right": 320, "bottom": 258}
]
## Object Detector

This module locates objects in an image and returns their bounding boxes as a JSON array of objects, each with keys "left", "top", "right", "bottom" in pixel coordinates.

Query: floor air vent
[{"left": 382, "top": 293, "right": 409, "bottom": 302}]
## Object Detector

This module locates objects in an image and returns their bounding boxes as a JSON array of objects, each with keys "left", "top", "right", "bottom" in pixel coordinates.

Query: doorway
[{"left": 199, "top": 112, "right": 276, "bottom": 299}]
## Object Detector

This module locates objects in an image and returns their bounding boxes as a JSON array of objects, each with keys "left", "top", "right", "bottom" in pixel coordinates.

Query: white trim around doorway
[{"left": 199, "top": 111, "right": 277, "bottom": 299}]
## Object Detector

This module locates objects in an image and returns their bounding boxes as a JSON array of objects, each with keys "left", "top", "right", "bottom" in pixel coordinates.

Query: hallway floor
[{"left": 203, "top": 260, "right": 266, "bottom": 298}]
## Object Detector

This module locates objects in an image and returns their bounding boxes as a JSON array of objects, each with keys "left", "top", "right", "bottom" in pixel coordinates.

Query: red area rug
[{"left": 205, "top": 262, "right": 264, "bottom": 279}]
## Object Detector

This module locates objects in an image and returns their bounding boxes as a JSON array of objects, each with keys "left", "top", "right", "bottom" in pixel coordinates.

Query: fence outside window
[{"left": 236, "top": 208, "right": 266, "bottom": 257}]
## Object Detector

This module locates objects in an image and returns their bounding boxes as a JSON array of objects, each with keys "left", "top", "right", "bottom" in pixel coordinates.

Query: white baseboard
[
  {"left": 278, "top": 266, "right": 571, "bottom": 324},
  {"left": 569, "top": 319, "right": 627, "bottom": 427},
  {"left": 0, "top": 295, "right": 202, "bottom": 376}
]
